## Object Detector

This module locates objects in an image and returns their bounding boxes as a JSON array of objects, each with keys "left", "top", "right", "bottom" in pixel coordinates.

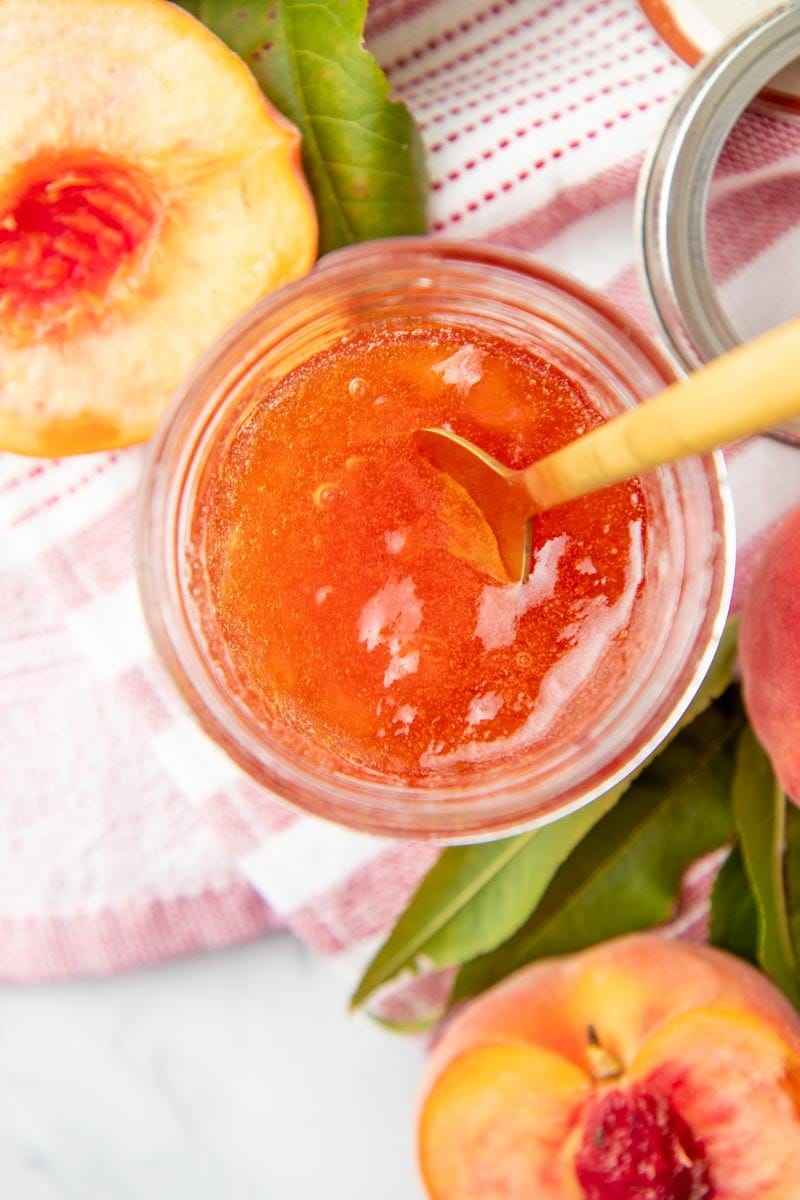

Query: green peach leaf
[
  {"left": 180, "top": 0, "right": 428, "bottom": 253},
  {"left": 785, "top": 803, "right": 800, "bottom": 957},
  {"left": 453, "top": 694, "right": 743, "bottom": 1002},
  {"left": 351, "top": 625, "right": 741, "bottom": 1012},
  {"left": 682, "top": 615, "right": 739, "bottom": 724},
  {"left": 350, "top": 784, "right": 623, "bottom": 1012},
  {"left": 733, "top": 726, "right": 800, "bottom": 1006},
  {"left": 709, "top": 841, "right": 759, "bottom": 965}
]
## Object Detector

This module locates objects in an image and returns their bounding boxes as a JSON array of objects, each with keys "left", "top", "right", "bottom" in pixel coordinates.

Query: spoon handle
[{"left": 521, "top": 315, "right": 800, "bottom": 512}]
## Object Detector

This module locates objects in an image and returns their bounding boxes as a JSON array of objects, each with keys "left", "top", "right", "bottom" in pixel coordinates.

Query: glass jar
[{"left": 136, "top": 239, "right": 733, "bottom": 841}]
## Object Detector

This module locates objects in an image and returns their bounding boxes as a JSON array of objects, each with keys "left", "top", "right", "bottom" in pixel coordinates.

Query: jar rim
[{"left": 637, "top": 4, "right": 800, "bottom": 446}]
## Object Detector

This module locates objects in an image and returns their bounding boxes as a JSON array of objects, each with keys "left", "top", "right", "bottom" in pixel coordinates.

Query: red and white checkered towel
[{"left": 3, "top": 0, "right": 800, "bottom": 984}]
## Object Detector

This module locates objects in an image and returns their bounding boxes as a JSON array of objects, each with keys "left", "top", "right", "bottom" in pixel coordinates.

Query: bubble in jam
[{"left": 191, "top": 322, "right": 647, "bottom": 785}]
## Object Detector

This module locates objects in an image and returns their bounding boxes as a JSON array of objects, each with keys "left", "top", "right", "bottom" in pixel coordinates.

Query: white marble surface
[{"left": 0, "top": 935, "right": 428, "bottom": 1199}]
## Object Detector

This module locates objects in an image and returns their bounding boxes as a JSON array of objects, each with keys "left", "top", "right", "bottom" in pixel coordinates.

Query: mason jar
[{"left": 136, "top": 238, "right": 733, "bottom": 840}]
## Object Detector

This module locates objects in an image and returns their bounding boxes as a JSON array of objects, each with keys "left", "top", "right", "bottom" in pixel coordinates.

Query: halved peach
[
  {"left": 0, "top": 0, "right": 317, "bottom": 456},
  {"left": 418, "top": 935, "right": 800, "bottom": 1199}
]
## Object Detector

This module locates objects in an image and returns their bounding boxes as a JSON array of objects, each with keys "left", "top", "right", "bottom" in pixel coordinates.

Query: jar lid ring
[{"left": 638, "top": 3, "right": 800, "bottom": 444}]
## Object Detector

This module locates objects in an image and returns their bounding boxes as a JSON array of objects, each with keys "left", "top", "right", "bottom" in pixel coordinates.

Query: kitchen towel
[{"left": 3, "top": 0, "right": 800, "bottom": 984}]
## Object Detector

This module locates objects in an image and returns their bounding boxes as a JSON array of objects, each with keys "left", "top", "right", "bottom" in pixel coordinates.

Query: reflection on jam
[{"left": 194, "top": 323, "right": 647, "bottom": 784}]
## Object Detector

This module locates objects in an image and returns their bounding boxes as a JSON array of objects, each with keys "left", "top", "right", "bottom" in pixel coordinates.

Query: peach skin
[{"left": 740, "top": 504, "right": 800, "bottom": 804}]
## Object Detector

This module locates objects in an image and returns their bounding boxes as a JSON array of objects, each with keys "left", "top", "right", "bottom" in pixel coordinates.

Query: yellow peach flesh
[{"left": 419, "top": 1043, "right": 589, "bottom": 1200}]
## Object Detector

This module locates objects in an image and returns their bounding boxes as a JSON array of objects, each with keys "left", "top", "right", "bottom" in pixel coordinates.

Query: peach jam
[{"left": 190, "top": 321, "right": 646, "bottom": 785}]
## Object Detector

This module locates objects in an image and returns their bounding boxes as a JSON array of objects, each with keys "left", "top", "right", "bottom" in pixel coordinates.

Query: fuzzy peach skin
[
  {"left": 418, "top": 934, "right": 800, "bottom": 1199},
  {"left": 740, "top": 504, "right": 800, "bottom": 803},
  {"left": 0, "top": 0, "right": 317, "bottom": 456}
]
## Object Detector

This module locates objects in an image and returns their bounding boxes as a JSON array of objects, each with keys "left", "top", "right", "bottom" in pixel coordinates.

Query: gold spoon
[{"left": 416, "top": 315, "right": 800, "bottom": 583}]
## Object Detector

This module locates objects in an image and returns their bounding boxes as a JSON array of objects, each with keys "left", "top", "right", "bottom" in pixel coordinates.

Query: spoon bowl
[{"left": 414, "top": 428, "right": 536, "bottom": 582}]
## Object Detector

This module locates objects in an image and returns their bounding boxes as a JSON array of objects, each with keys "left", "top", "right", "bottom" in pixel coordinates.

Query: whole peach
[
  {"left": 418, "top": 933, "right": 800, "bottom": 1199},
  {"left": 740, "top": 504, "right": 800, "bottom": 802}
]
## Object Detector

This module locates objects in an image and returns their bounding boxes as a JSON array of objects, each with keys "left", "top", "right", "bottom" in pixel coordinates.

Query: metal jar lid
[{"left": 637, "top": 4, "right": 800, "bottom": 444}]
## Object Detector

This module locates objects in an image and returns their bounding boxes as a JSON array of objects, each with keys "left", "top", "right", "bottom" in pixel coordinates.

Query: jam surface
[{"left": 193, "top": 323, "right": 646, "bottom": 784}]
